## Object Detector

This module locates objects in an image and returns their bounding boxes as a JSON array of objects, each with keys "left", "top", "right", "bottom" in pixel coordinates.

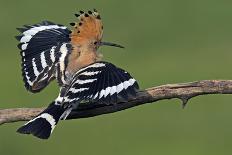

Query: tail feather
[
  {"left": 60, "top": 106, "right": 73, "bottom": 120},
  {"left": 17, "top": 102, "right": 65, "bottom": 139}
]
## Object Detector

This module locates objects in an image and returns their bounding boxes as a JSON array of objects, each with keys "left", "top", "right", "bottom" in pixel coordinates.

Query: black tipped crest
[
  {"left": 75, "top": 13, "right": 80, "bottom": 17},
  {"left": 96, "top": 15, "right": 101, "bottom": 19},
  {"left": 84, "top": 13, "right": 89, "bottom": 17},
  {"left": 70, "top": 9, "right": 103, "bottom": 44},
  {"left": 70, "top": 22, "right": 75, "bottom": 26}
]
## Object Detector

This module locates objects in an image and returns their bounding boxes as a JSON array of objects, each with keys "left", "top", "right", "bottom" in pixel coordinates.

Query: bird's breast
[{"left": 66, "top": 49, "right": 99, "bottom": 76}]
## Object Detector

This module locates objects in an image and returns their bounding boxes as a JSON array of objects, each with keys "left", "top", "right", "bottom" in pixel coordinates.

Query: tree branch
[{"left": 1, "top": 80, "right": 232, "bottom": 125}]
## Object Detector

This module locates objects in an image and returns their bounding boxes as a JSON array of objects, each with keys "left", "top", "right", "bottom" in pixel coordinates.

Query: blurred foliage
[{"left": 1, "top": 0, "right": 232, "bottom": 155}]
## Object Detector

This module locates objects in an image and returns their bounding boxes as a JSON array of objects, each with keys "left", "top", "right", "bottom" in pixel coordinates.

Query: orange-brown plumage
[
  {"left": 67, "top": 9, "right": 104, "bottom": 75},
  {"left": 71, "top": 11, "right": 103, "bottom": 45}
]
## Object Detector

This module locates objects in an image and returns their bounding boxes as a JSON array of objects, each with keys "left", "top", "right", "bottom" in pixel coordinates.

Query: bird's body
[{"left": 16, "top": 9, "right": 139, "bottom": 139}]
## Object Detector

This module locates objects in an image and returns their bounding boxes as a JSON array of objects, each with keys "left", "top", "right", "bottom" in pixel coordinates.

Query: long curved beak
[{"left": 100, "top": 41, "right": 125, "bottom": 48}]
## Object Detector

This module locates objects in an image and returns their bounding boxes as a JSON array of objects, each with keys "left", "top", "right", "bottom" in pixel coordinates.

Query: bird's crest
[{"left": 70, "top": 9, "right": 103, "bottom": 46}]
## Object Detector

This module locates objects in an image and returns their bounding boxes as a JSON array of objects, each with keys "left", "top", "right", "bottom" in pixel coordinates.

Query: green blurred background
[{"left": 1, "top": 0, "right": 232, "bottom": 154}]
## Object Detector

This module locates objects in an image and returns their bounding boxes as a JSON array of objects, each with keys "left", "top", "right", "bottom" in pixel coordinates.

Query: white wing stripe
[
  {"left": 21, "top": 43, "right": 28, "bottom": 50},
  {"left": 59, "top": 44, "right": 68, "bottom": 83},
  {"left": 104, "top": 87, "right": 111, "bottom": 97},
  {"left": 110, "top": 86, "right": 117, "bottom": 95},
  {"left": 20, "top": 35, "right": 32, "bottom": 43},
  {"left": 80, "top": 71, "right": 101, "bottom": 76},
  {"left": 50, "top": 46, "right": 56, "bottom": 63},
  {"left": 23, "top": 25, "right": 67, "bottom": 36},
  {"left": 69, "top": 88, "right": 89, "bottom": 93},
  {"left": 20, "top": 25, "right": 67, "bottom": 45},
  {"left": 99, "top": 89, "right": 105, "bottom": 99},
  {"left": 93, "top": 92, "right": 99, "bottom": 99},
  {"left": 116, "top": 83, "right": 124, "bottom": 94},
  {"left": 128, "top": 78, "right": 136, "bottom": 85},
  {"left": 25, "top": 73, "right": 33, "bottom": 86},
  {"left": 77, "top": 63, "right": 106, "bottom": 74},
  {"left": 40, "top": 52, "right": 47, "bottom": 68},
  {"left": 95, "top": 78, "right": 136, "bottom": 99},
  {"left": 123, "top": 81, "right": 131, "bottom": 89},
  {"left": 75, "top": 79, "right": 97, "bottom": 84},
  {"left": 32, "top": 58, "right": 40, "bottom": 76}
]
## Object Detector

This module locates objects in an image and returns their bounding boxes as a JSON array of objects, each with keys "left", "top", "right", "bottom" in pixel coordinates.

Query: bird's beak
[{"left": 100, "top": 41, "right": 125, "bottom": 48}]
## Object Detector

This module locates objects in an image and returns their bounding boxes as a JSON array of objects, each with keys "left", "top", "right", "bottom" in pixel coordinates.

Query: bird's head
[{"left": 70, "top": 9, "right": 124, "bottom": 53}]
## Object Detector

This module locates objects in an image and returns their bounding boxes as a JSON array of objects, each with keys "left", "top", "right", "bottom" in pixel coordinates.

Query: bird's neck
[{"left": 66, "top": 47, "right": 102, "bottom": 75}]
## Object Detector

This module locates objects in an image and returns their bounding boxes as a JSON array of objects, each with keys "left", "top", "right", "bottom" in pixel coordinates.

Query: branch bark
[{"left": 1, "top": 80, "right": 232, "bottom": 125}]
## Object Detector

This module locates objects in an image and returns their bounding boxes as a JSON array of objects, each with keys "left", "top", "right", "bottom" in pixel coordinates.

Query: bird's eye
[{"left": 94, "top": 41, "right": 98, "bottom": 45}]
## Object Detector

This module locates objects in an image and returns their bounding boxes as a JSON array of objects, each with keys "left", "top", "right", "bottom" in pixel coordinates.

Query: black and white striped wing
[
  {"left": 59, "top": 61, "right": 139, "bottom": 106},
  {"left": 16, "top": 21, "right": 72, "bottom": 93}
]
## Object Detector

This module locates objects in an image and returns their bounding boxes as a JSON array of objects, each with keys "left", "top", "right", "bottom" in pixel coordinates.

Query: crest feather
[{"left": 70, "top": 9, "right": 103, "bottom": 45}]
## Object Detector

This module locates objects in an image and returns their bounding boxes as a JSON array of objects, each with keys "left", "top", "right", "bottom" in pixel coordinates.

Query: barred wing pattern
[
  {"left": 17, "top": 62, "right": 139, "bottom": 139},
  {"left": 57, "top": 61, "right": 139, "bottom": 108},
  {"left": 16, "top": 21, "right": 72, "bottom": 93}
]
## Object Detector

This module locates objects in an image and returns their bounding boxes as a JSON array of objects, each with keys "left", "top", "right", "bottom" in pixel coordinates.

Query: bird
[{"left": 15, "top": 9, "right": 139, "bottom": 139}]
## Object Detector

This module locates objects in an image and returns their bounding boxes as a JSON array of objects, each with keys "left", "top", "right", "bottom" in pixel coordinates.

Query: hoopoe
[{"left": 15, "top": 9, "right": 139, "bottom": 139}]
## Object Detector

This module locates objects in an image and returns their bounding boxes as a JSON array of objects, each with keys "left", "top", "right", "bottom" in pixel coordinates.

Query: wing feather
[
  {"left": 58, "top": 61, "right": 139, "bottom": 108},
  {"left": 16, "top": 21, "right": 72, "bottom": 93}
]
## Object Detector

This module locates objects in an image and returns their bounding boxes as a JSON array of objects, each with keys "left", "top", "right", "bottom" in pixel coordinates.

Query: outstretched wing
[
  {"left": 16, "top": 21, "right": 72, "bottom": 93},
  {"left": 57, "top": 61, "right": 139, "bottom": 108}
]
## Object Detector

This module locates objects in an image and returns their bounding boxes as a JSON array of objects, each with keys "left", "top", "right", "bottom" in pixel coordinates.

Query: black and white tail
[{"left": 17, "top": 102, "right": 65, "bottom": 139}]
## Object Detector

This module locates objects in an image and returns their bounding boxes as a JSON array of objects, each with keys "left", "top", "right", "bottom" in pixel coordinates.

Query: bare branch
[{"left": 1, "top": 80, "right": 232, "bottom": 125}]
